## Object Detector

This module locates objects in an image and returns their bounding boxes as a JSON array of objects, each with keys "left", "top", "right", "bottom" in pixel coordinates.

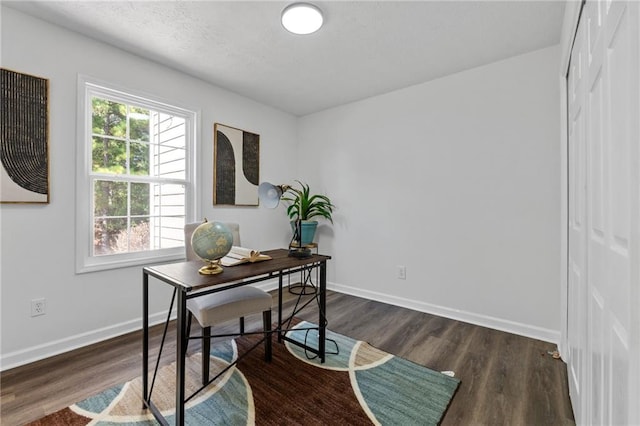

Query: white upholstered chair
[{"left": 184, "top": 222, "right": 272, "bottom": 385}]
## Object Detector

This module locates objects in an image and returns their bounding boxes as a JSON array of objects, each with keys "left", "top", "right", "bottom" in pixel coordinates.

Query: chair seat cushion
[{"left": 187, "top": 286, "right": 272, "bottom": 327}]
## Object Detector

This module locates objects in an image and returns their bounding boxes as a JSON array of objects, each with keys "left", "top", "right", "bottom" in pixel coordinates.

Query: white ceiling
[{"left": 5, "top": 1, "right": 566, "bottom": 116}]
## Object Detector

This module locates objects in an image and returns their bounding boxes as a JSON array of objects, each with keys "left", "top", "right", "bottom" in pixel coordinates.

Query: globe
[{"left": 191, "top": 221, "right": 233, "bottom": 275}]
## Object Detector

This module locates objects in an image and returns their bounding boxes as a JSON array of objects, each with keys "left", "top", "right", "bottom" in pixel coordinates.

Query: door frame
[{"left": 558, "top": 0, "right": 584, "bottom": 362}]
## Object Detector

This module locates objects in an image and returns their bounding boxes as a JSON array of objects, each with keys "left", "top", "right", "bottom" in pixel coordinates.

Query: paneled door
[
  {"left": 566, "top": 1, "right": 639, "bottom": 424},
  {"left": 567, "top": 10, "right": 588, "bottom": 422}
]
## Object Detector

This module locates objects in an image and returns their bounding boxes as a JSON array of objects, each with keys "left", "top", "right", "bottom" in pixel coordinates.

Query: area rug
[{"left": 29, "top": 321, "right": 459, "bottom": 425}]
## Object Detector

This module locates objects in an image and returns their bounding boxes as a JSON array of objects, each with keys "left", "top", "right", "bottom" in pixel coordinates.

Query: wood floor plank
[{"left": 0, "top": 289, "right": 575, "bottom": 425}]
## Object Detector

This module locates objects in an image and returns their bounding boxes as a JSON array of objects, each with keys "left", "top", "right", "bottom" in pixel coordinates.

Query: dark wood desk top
[{"left": 143, "top": 248, "right": 330, "bottom": 292}]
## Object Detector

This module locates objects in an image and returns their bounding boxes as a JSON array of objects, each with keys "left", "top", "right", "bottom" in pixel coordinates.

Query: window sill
[{"left": 76, "top": 248, "right": 185, "bottom": 274}]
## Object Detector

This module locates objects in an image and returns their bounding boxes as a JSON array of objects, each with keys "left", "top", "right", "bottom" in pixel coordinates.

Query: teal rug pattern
[
  {"left": 286, "top": 321, "right": 461, "bottom": 425},
  {"left": 30, "top": 322, "right": 459, "bottom": 425}
]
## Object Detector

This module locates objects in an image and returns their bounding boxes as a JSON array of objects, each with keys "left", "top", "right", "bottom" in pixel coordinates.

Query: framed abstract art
[
  {"left": 213, "top": 123, "right": 259, "bottom": 206},
  {"left": 0, "top": 68, "right": 50, "bottom": 204}
]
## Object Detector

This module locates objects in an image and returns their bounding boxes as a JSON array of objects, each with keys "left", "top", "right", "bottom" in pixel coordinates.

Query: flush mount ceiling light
[{"left": 281, "top": 3, "right": 323, "bottom": 35}]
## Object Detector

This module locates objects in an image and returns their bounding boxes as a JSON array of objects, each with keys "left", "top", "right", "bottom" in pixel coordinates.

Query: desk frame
[{"left": 142, "top": 249, "right": 330, "bottom": 426}]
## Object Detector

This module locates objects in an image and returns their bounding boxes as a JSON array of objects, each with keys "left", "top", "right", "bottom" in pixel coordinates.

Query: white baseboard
[
  {"left": 0, "top": 311, "right": 171, "bottom": 372},
  {"left": 327, "top": 281, "right": 561, "bottom": 344},
  {"left": 0, "top": 277, "right": 558, "bottom": 371},
  {"left": 0, "top": 279, "right": 281, "bottom": 372}
]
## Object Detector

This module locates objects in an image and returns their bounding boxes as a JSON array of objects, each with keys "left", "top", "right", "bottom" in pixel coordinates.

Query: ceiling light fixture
[{"left": 281, "top": 3, "right": 323, "bottom": 35}]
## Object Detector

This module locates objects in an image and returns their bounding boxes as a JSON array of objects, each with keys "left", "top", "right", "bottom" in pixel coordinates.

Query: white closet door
[
  {"left": 567, "top": 11, "right": 588, "bottom": 423},
  {"left": 600, "top": 2, "right": 639, "bottom": 424},
  {"left": 567, "top": 1, "right": 640, "bottom": 424},
  {"left": 585, "top": 1, "right": 608, "bottom": 424}
]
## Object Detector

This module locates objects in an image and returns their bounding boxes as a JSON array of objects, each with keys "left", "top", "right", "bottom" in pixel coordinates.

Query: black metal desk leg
[
  {"left": 278, "top": 271, "right": 283, "bottom": 342},
  {"left": 175, "top": 290, "right": 187, "bottom": 425},
  {"left": 319, "top": 261, "right": 326, "bottom": 363},
  {"left": 142, "top": 272, "right": 149, "bottom": 408}
]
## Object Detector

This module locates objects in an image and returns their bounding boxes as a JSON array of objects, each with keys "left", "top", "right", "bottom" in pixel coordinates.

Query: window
[{"left": 76, "top": 77, "right": 196, "bottom": 272}]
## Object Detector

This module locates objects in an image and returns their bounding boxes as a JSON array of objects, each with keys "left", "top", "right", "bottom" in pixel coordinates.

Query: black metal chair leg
[
  {"left": 239, "top": 317, "right": 245, "bottom": 335},
  {"left": 202, "top": 326, "right": 211, "bottom": 386},
  {"left": 263, "top": 310, "right": 272, "bottom": 362}
]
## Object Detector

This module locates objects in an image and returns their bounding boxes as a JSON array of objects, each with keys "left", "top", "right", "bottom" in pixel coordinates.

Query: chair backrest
[{"left": 184, "top": 222, "right": 241, "bottom": 261}]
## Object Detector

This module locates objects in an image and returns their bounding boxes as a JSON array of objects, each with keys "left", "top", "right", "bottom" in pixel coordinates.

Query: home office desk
[{"left": 142, "top": 248, "right": 331, "bottom": 426}]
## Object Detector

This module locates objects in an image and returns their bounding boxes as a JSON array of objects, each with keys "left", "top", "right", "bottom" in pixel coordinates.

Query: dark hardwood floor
[{"left": 0, "top": 290, "right": 575, "bottom": 425}]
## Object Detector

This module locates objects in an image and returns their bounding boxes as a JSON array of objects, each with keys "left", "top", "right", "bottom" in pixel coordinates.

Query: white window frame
[{"left": 76, "top": 75, "right": 198, "bottom": 273}]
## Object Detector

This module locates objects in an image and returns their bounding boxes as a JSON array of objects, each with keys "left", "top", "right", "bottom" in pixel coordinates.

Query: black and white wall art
[
  {"left": 0, "top": 68, "right": 49, "bottom": 204},
  {"left": 213, "top": 123, "right": 259, "bottom": 205}
]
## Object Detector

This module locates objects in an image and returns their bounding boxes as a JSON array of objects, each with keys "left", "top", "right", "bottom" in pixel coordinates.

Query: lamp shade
[{"left": 258, "top": 182, "right": 284, "bottom": 208}]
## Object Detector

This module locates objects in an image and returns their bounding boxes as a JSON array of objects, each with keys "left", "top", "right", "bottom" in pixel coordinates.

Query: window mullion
[
  {"left": 88, "top": 173, "right": 186, "bottom": 186},
  {"left": 127, "top": 181, "right": 131, "bottom": 253},
  {"left": 126, "top": 105, "right": 131, "bottom": 253}
]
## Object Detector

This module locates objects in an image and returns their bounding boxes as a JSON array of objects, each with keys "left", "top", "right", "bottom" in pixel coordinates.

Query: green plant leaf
[{"left": 280, "top": 181, "right": 334, "bottom": 223}]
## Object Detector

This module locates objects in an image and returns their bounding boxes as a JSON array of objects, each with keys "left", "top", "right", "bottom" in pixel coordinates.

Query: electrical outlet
[
  {"left": 397, "top": 265, "right": 406, "bottom": 280},
  {"left": 31, "top": 298, "right": 46, "bottom": 317}
]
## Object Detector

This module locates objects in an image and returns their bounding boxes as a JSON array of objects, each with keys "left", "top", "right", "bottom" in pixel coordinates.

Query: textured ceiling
[{"left": 5, "top": 1, "right": 566, "bottom": 116}]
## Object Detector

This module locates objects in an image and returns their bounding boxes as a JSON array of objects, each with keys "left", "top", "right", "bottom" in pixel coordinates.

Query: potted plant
[{"left": 281, "top": 181, "right": 334, "bottom": 246}]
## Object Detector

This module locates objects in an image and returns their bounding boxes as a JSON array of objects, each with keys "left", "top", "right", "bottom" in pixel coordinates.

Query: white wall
[
  {"left": 0, "top": 6, "right": 563, "bottom": 370},
  {"left": 298, "top": 45, "right": 561, "bottom": 341},
  {"left": 0, "top": 7, "right": 297, "bottom": 369}
]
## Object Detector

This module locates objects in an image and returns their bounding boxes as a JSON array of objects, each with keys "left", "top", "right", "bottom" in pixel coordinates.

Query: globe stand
[{"left": 198, "top": 259, "right": 224, "bottom": 275}]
